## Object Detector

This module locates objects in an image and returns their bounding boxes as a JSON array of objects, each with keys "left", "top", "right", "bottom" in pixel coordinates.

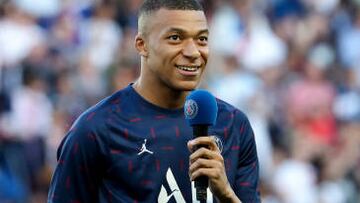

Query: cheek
[
  {"left": 150, "top": 42, "right": 171, "bottom": 56},
  {"left": 200, "top": 48, "right": 209, "bottom": 62},
  {"left": 157, "top": 47, "right": 182, "bottom": 64}
]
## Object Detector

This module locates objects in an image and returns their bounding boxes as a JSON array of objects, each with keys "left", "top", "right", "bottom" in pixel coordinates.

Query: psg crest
[{"left": 184, "top": 99, "right": 198, "bottom": 119}]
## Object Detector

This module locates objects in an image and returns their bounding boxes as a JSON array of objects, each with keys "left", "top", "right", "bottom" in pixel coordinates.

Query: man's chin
[{"left": 173, "top": 81, "right": 200, "bottom": 92}]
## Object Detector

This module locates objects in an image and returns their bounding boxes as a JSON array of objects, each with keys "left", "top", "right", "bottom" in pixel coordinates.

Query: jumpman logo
[{"left": 138, "top": 139, "right": 153, "bottom": 155}]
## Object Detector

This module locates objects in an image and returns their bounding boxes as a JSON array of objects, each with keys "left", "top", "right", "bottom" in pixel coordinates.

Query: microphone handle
[{"left": 192, "top": 125, "right": 209, "bottom": 202}]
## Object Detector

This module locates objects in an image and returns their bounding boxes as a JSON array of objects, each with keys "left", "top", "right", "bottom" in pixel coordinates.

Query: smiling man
[
  {"left": 134, "top": 4, "right": 209, "bottom": 107},
  {"left": 47, "top": 0, "right": 260, "bottom": 203}
]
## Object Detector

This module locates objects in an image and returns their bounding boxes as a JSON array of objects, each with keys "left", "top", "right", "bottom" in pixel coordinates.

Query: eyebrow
[{"left": 165, "top": 27, "right": 209, "bottom": 36}]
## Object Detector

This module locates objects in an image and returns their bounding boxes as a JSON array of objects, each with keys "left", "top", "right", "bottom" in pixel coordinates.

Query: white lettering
[
  {"left": 158, "top": 168, "right": 186, "bottom": 203},
  {"left": 157, "top": 168, "right": 214, "bottom": 203}
]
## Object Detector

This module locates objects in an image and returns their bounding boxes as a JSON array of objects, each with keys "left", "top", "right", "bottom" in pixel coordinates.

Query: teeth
[{"left": 177, "top": 66, "right": 199, "bottom": 72}]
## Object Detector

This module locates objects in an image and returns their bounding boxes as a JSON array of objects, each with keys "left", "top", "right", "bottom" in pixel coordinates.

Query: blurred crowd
[{"left": 0, "top": 0, "right": 359, "bottom": 202}]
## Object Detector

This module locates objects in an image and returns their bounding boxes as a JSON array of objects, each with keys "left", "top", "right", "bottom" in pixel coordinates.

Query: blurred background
[{"left": 0, "top": 0, "right": 359, "bottom": 202}]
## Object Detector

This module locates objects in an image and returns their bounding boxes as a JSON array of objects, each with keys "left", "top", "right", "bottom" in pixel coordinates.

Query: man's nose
[{"left": 182, "top": 39, "right": 201, "bottom": 59}]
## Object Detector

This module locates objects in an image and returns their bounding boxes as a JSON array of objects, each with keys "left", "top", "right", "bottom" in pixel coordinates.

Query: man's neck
[{"left": 133, "top": 80, "right": 189, "bottom": 110}]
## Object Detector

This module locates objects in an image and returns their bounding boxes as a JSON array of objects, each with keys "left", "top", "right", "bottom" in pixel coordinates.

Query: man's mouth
[{"left": 176, "top": 65, "right": 200, "bottom": 72}]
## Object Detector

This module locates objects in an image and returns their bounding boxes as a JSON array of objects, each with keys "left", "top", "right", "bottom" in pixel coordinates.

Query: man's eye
[
  {"left": 168, "top": 35, "right": 181, "bottom": 41},
  {"left": 199, "top": 36, "right": 208, "bottom": 42}
]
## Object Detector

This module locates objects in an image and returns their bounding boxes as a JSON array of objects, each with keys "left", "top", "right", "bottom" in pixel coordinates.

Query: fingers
[
  {"left": 190, "top": 167, "right": 223, "bottom": 181},
  {"left": 188, "top": 137, "right": 225, "bottom": 181},
  {"left": 189, "top": 147, "right": 223, "bottom": 164},
  {"left": 187, "top": 136, "right": 236, "bottom": 201},
  {"left": 187, "top": 136, "right": 220, "bottom": 153},
  {"left": 189, "top": 158, "right": 223, "bottom": 180}
]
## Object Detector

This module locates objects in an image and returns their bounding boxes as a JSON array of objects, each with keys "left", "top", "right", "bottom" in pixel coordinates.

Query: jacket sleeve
[
  {"left": 47, "top": 117, "right": 107, "bottom": 203},
  {"left": 233, "top": 112, "right": 261, "bottom": 203}
]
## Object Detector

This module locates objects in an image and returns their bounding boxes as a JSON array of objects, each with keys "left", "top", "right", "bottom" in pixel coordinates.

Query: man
[{"left": 47, "top": 0, "right": 260, "bottom": 202}]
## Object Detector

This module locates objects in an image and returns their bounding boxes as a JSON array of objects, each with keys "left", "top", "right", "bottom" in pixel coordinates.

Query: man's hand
[{"left": 187, "top": 136, "right": 241, "bottom": 203}]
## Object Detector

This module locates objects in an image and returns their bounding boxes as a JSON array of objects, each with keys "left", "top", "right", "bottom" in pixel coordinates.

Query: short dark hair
[
  {"left": 138, "top": 0, "right": 204, "bottom": 34},
  {"left": 139, "top": 0, "right": 203, "bottom": 16}
]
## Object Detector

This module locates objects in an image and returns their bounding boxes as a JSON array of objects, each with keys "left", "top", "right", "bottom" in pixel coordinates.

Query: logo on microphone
[{"left": 184, "top": 99, "right": 198, "bottom": 119}]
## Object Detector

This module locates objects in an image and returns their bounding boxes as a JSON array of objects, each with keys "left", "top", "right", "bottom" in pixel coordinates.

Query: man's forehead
[{"left": 162, "top": 27, "right": 209, "bottom": 37}]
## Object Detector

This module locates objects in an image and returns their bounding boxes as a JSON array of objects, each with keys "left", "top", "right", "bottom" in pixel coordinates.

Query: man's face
[{"left": 139, "top": 9, "right": 209, "bottom": 91}]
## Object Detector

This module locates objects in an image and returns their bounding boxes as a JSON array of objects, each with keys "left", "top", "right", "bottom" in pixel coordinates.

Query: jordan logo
[{"left": 138, "top": 139, "right": 153, "bottom": 155}]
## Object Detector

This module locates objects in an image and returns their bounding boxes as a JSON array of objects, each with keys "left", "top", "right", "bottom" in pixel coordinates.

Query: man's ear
[{"left": 135, "top": 34, "right": 148, "bottom": 57}]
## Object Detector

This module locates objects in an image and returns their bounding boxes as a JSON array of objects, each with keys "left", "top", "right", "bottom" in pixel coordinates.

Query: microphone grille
[{"left": 184, "top": 89, "right": 218, "bottom": 126}]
